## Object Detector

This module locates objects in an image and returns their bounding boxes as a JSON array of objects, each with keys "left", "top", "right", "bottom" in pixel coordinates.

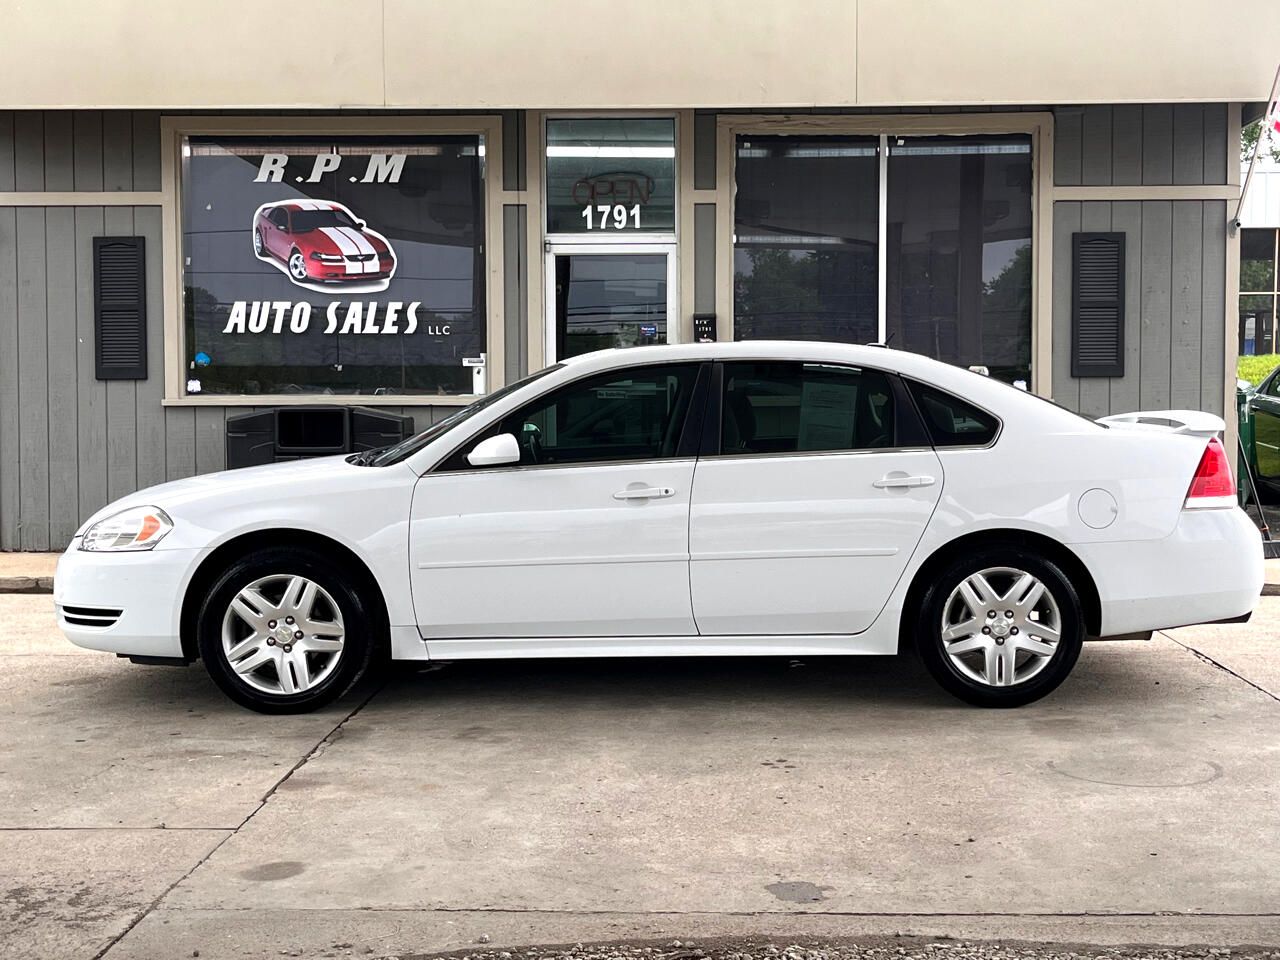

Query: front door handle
[
  {"left": 613, "top": 485, "right": 676, "bottom": 501},
  {"left": 873, "top": 474, "right": 936, "bottom": 489}
]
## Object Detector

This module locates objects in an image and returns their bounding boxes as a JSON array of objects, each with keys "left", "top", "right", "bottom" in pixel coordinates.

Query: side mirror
[
  {"left": 355, "top": 220, "right": 367, "bottom": 230},
  {"left": 466, "top": 433, "right": 521, "bottom": 468}
]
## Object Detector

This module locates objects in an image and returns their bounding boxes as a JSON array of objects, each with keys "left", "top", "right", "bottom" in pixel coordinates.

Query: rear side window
[
  {"left": 906, "top": 381, "right": 1000, "bottom": 447},
  {"left": 718, "top": 361, "right": 895, "bottom": 455}
]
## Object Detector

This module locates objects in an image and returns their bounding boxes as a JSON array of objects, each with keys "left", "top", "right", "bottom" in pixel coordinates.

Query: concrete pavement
[{"left": 2, "top": 594, "right": 1279, "bottom": 960}]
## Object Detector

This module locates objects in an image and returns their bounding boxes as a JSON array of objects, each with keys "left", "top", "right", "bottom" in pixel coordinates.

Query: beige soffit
[
  {"left": 0, "top": 0, "right": 384, "bottom": 109},
  {"left": 856, "top": 0, "right": 1280, "bottom": 106},
  {"left": 2, "top": 0, "right": 1279, "bottom": 109}
]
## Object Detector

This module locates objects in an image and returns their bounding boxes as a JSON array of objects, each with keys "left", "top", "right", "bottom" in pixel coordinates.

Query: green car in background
[{"left": 1240, "top": 364, "right": 1280, "bottom": 503}]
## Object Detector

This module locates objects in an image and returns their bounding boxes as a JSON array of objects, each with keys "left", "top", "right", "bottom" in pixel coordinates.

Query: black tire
[
  {"left": 196, "top": 546, "right": 377, "bottom": 714},
  {"left": 915, "top": 545, "right": 1084, "bottom": 707}
]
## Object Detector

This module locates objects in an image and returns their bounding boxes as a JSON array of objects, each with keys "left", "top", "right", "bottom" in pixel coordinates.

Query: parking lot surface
[{"left": 2, "top": 594, "right": 1278, "bottom": 960}]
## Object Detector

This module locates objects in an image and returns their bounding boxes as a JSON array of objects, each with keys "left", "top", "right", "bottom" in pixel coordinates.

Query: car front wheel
[
  {"left": 288, "top": 249, "right": 309, "bottom": 281},
  {"left": 196, "top": 547, "right": 375, "bottom": 713},
  {"left": 916, "top": 546, "right": 1084, "bottom": 707}
]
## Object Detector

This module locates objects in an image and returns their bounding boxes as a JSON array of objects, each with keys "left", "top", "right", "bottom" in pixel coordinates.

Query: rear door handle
[
  {"left": 873, "top": 475, "right": 936, "bottom": 489},
  {"left": 613, "top": 486, "right": 676, "bottom": 501}
]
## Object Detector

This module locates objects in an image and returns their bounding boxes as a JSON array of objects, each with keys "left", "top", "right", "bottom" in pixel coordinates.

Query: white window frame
[
  {"left": 714, "top": 113, "right": 1055, "bottom": 397},
  {"left": 158, "top": 115, "right": 507, "bottom": 406}
]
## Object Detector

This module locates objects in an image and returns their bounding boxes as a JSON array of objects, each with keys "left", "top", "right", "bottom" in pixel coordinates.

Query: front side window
[
  {"left": 497, "top": 364, "right": 700, "bottom": 466},
  {"left": 718, "top": 362, "right": 895, "bottom": 456},
  {"left": 182, "top": 134, "right": 486, "bottom": 397}
]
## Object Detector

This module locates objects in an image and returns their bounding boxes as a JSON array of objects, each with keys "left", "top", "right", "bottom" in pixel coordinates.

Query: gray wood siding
[
  {"left": 1051, "top": 200, "right": 1228, "bottom": 419},
  {"left": 1, "top": 111, "right": 162, "bottom": 192},
  {"left": 1053, "top": 104, "right": 1229, "bottom": 418},
  {"left": 0, "top": 107, "right": 1236, "bottom": 548},
  {"left": 0, "top": 204, "right": 454, "bottom": 550},
  {"left": 1054, "top": 104, "right": 1228, "bottom": 187}
]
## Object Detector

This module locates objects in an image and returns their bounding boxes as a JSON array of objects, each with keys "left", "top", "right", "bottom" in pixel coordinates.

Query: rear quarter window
[{"left": 906, "top": 381, "right": 1000, "bottom": 447}]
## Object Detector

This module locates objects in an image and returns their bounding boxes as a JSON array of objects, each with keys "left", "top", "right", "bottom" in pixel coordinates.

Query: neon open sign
[{"left": 573, "top": 172, "right": 655, "bottom": 230}]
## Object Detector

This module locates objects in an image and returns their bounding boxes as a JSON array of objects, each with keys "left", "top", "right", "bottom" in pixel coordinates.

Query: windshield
[
  {"left": 363, "top": 365, "right": 564, "bottom": 467},
  {"left": 291, "top": 209, "right": 358, "bottom": 232}
]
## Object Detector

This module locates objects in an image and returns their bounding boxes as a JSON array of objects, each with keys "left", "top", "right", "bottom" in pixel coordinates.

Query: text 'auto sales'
[{"left": 221, "top": 300, "right": 451, "bottom": 337}]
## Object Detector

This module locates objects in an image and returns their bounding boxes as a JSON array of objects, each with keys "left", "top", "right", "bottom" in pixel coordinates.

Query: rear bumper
[
  {"left": 1071, "top": 507, "right": 1264, "bottom": 637},
  {"left": 54, "top": 543, "right": 196, "bottom": 658}
]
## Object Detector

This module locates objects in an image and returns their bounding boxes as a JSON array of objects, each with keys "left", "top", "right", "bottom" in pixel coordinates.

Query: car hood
[
  {"left": 75, "top": 455, "right": 417, "bottom": 538},
  {"left": 303, "top": 227, "right": 389, "bottom": 256}
]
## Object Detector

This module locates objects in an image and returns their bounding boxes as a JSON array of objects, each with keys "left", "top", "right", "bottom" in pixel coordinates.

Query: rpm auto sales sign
[
  {"left": 221, "top": 300, "right": 450, "bottom": 337},
  {"left": 226, "top": 152, "right": 438, "bottom": 334}
]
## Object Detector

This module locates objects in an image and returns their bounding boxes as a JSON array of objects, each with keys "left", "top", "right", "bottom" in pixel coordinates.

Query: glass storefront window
[
  {"left": 1240, "top": 294, "right": 1277, "bottom": 356},
  {"left": 732, "top": 131, "right": 1034, "bottom": 385},
  {"left": 733, "top": 136, "right": 880, "bottom": 343},
  {"left": 1242, "top": 228, "right": 1278, "bottom": 294},
  {"left": 885, "top": 136, "right": 1033, "bottom": 385},
  {"left": 546, "top": 118, "right": 676, "bottom": 234},
  {"left": 1239, "top": 229, "right": 1279, "bottom": 356},
  {"left": 182, "top": 135, "right": 485, "bottom": 397}
]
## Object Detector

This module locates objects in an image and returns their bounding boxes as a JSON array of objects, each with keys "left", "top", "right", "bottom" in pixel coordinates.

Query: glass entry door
[{"left": 545, "top": 244, "right": 677, "bottom": 362}]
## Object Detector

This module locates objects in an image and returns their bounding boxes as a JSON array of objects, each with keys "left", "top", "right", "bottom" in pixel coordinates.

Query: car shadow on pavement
[
  {"left": 373, "top": 644, "right": 1156, "bottom": 715},
  {"left": 54, "top": 640, "right": 1158, "bottom": 718}
]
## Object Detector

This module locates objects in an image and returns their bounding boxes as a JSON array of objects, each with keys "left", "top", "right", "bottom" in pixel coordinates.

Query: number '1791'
[{"left": 581, "top": 204, "right": 640, "bottom": 230}]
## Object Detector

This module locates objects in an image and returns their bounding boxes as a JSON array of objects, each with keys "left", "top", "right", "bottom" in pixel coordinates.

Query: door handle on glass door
[
  {"left": 613, "top": 486, "right": 676, "bottom": 501},
  {"left": 872, "top": 474, "right": 936, "bottom": 489}
]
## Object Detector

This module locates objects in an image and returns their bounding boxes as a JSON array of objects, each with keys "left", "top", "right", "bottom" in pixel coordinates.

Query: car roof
[
  {"left": 562, "top": 341, "right": 958, "bottom": 382},
  {"left": 262, "top": 200, "right": 341, "bottom": 213}
]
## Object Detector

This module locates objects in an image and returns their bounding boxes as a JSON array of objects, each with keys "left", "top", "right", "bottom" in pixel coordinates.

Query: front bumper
[
  {"left": 1072, "top": 507, "right": 1264, "bottom": 637},
  {"left": 54, "top": 543, "right": 199, "bottom": 658}
]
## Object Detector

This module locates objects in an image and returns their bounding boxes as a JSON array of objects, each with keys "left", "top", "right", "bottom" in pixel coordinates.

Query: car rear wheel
[
  {"left": 915, "top": 546, "right": 1084, "bottom": 707},
  {"left": 288, "top": 249, "right": 308, "bottom": 281},
  {"left": 196, "top": 546, "right": 375, "bottom": 714},
  {"left": 253, "top": 228, "right": 265, "bottom": 257}
]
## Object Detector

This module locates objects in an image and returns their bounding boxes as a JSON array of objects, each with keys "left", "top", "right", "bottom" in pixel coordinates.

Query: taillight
[{"left": 1183, "top": 437, "right": 1236, "bottom": 509}]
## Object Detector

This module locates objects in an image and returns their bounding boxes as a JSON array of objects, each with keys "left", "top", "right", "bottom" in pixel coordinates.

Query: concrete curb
[{"left": 0, "top": 576, "right": 54, "bottom": 594}]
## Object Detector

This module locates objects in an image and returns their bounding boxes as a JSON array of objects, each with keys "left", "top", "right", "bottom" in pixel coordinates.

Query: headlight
[
  {"left": 80, "top": 506, "right": 174, "bottom": 552},
  {"left": 310, "top": 252, "right": 344, "bottom": 263}
]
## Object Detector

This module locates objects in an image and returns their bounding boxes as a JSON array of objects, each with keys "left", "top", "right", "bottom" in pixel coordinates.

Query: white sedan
[{"left": 56, "top": 342, "right": 1262, "bottom": 713}]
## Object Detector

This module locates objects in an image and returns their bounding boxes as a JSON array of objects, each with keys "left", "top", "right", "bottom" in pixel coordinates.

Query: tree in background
[{"left": 1242, "top": 118, "right": 1280, "bottom": 164}]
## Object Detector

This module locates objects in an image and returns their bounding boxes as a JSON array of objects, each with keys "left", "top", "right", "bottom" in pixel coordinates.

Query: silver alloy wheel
[
  {"left": 221, "top": 574, "right": 345, "bottom": 696},
  {"left": 940, "top": 566, "right": 1062, "bottom": 687},
  {"left": 253, "top": 228, "right": 264, "bottom": 257},
  {"left": 288, "top": 250, "right": 308, "bottom": 280}
]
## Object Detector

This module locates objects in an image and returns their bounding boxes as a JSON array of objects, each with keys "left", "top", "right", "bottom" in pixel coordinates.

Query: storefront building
[{"left": 1, "top": 0, "right": 1277, "bottom": 550}]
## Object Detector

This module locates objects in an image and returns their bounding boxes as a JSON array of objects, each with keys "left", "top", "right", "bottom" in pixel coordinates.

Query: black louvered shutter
[
  {"left": 1071, "top": 232, "right": 1125, "bottom": 378},
  {"left": 94, "top": 236, "right": 147, "bottom": 380}
]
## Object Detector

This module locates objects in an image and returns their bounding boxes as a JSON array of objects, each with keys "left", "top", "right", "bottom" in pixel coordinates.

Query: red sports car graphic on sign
[{"left": 252, "top": 199, "right": 397, "bottom": 292}]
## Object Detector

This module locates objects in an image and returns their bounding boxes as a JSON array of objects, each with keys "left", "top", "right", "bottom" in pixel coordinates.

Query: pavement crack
[
  {"left": 92, "top": 680, "right": 385, "bottom": 960},
  {"left": 1161, "top": 631, "right": 1279, "bottom": 703}
]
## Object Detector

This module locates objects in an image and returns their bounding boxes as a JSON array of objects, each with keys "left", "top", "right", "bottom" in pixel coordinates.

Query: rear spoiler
[{"left": 1096, "top": 409, "right": 1225, "bottom": 439}]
